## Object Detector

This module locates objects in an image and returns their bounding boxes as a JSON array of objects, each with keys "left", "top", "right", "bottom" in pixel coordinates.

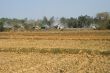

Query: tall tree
[
  {"left": 78, "top": 15, "right": 93, "bottom": 28},
  {"left": 43, "top": 16, "right": 48, "bottom": 25},
  {"left": 49, "top": 16, "right": 54, "bottom": 27},
  {"left": 96, "top": 12, "right": 110, "bottom": 20},
  {"left": 67, "top": 17, "right": 78, "bottom": 28},
  {"left": 0, "top": 21, "right": 4, "bottom": 31},
  {"left": 95, "top": 12, "right": 110, "bottom": 29},
  {"left": 60, "top": 17, "right": 67, "bottom": 24}
]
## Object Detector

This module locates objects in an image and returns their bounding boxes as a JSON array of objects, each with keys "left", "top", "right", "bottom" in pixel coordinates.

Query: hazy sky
[{"left": 0, "top": 0, "right": 110, "bottom": 19}]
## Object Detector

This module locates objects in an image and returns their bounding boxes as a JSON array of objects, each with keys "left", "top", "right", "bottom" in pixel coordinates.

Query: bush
[{"left": 107, "top": 24, "right": 110, "bottom": 29}]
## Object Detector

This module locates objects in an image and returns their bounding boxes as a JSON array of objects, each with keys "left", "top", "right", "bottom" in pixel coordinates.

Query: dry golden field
[{"left": 0, "top": 30, "right": 110, "bottom": 73}]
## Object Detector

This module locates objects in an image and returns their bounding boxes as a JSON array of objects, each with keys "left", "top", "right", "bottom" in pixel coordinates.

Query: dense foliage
[
  {"left": 0, "top": 12, "right": 110, "bottom": 31},
  {"left": 0, "top": 21, "right": 4, "bottom": 31}
]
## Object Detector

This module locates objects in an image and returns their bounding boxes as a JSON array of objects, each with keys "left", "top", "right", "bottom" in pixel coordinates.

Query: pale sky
[{"left": 0, "top": 0, "right": 110, "bottom": 19}]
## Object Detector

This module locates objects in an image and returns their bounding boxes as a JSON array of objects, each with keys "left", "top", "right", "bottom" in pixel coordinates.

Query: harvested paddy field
[{"left": 0, "top": 30, "right": 110, "bottom": 73}]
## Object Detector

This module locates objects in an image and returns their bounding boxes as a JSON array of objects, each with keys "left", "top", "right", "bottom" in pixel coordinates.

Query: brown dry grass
[
  {"left": 0, "top": 30, "right": 110, "bottom": 51},
  {"left": 0, "top": 39, "right": 110, "bottom": 51},
  {"left": 0, "top": 30, "right": 110, "bottom": 40},
  {"left": 0, "top": 52, "right": 109, "bottom": 73},
  {"left": 0, "top": 30, "right": 110, "bottom": 73}
]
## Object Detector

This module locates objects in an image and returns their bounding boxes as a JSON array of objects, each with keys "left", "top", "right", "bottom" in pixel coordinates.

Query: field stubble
[{"left": 0, "top": 30, "right": 110, "bottom": 73}]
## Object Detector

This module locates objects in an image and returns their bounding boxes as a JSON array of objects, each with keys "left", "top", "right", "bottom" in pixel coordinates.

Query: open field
[
  {"left": 0, "top": 30, "right": 110, "bottom": 40},
  {"left": 0, "top": 30, "right": 110, "bottom": 73},
  {"left": 0, "top": 52, "right": 109, "bottom": 73}
]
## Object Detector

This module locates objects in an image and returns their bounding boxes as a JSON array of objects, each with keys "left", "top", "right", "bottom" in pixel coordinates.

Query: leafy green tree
[
  {"left": 96, "top": 12, "right": 110, "bottom": 20},
  {"left": 43, "top": 16, "right": 48, "bottom": 25},
  {"left": 95, "top": 12, "right": 110, "bottom": 29},
  {"left": 66, "top": 17, "right": 77, "bottom": 28},
  {"left": 60, "top": 17, "right": 67, "bottom": 24},
  {"left": 0, "top": 21, "right": 4, "bottom": 31},
  {"left": 48, "top": 16, "right": 54, "bottom": 27},
  {"left": 78, "top": 15, "right": 93, "bottom": 28}
]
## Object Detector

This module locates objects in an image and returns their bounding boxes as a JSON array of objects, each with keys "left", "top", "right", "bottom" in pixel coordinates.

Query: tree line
[{"left": 0, "top": 12, "right": 110, "bottom": 31}]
